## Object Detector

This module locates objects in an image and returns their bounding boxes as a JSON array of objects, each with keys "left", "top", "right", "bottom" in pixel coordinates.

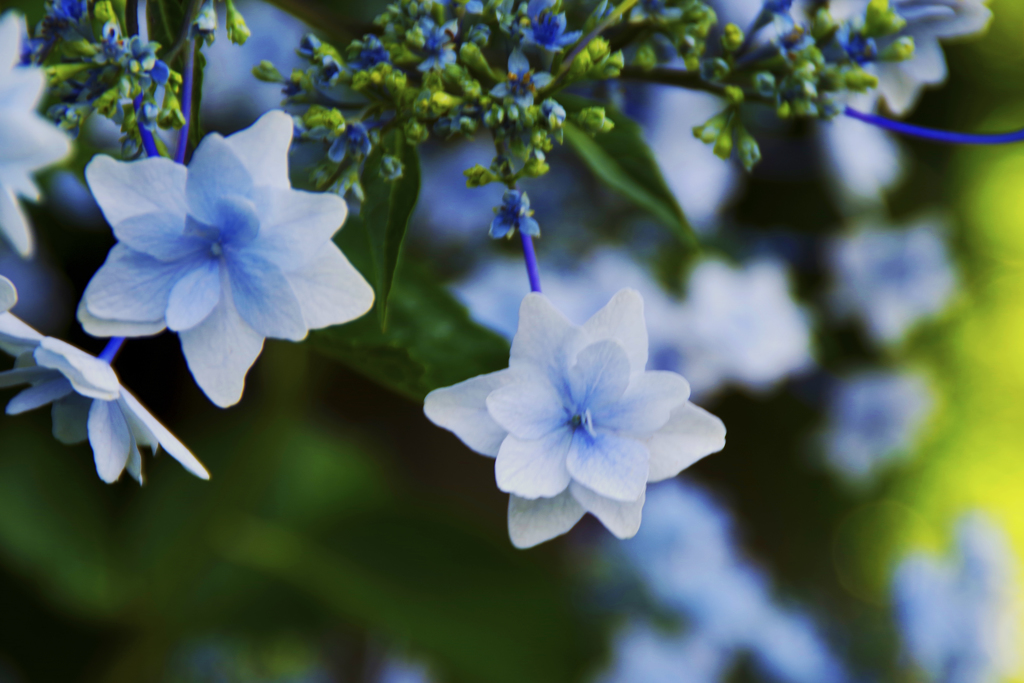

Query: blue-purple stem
[
  {"left": 134, "top": 94, "right": 161, "bottom": 158},
  {"left": 845, "top": 107, "right": 1024, "bottom": 145},
  {"left": 98, "top": 337, "right": 126, "bottom": 364},
  {"left": 175, "top": 41, "right": 195, "bottom": 164},
  {"left": 520, "top": 231, "right": 542, "bottom": 293},
  {"left": 111, "top": 83, "right": 195, "bottom": 363}
]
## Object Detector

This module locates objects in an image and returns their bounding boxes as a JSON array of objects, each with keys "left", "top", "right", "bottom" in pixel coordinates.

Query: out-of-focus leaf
[
  {"left": 218, "top": 512, "right": 598, "bottom": 683},
  {"left": 559, "top": 94, "right": 695, "bottom": 246},
  {"left": 0, "top": 425, "right": 119, "bottom": 617},
  {"left": 360, "top": 131, "right": 422, "bottom": 327},
  {"left": 312, "top": 216, "right": 510, "bottom": 401},
  {"left": 147, "top": 0, "right": 187, "bottom": 55},
  {"left": 186, "top": 45, "right": 205, "bottom": 156}
]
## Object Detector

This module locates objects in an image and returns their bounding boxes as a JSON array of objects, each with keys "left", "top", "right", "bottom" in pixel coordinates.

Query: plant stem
[
  {"left": 520, "top": 230, "right": 542, "bottom": 293},
  {"left": 162, "top": 0, "right": 202, "bottom": 64},
  {"left": 844, "top": 107, "right": 1024, "bottom": 145},
  {"left": 175, "top": 40, "right": 195, "bottom": 164}
]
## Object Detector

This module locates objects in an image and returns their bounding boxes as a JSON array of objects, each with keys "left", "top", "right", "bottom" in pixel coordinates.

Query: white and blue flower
[
  {"left": 0, "top": 282, "right": 208, "bottom": 484},
  {"left": 823, "top": 370, "right": 933, "bottom": 482},
  {"left": 829, "top": 218, "right": 957, "bottom": 344},
  {"left": 417, "top": 18, "right": 459, "bottom": 72},
  {"left": 80, "top": 110, "right": 375, "bottom": 408},
  {"left": 893, "top": 512, "right": 1020, "bottom": 683},
  {"left": 521, "top": 0, "right": 582, "bottom": 51},
  {"left": 0, "top": 275, "right": 15, "bottom": 313},
  {"left": 0, "top": 11, "right": 73, "bottom": 257},
  {"left": 489, "top": 49, "right": 553, "bottom": 109},
  {"left": 424, "top": 290, "right": 726, "bottom": 547}
]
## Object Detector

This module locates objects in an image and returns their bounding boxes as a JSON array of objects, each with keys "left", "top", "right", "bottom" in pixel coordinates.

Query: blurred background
[{"left": 1, "top": 0, "right": 1023, "bottom": 681}]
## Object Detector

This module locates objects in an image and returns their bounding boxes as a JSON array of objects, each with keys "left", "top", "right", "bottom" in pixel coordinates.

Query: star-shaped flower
[
  {"left": 417, "top": 18, "right": 459, "bottom": 72},
  {"left": 521, "top": 0, "right": 583, "bottom": 51},
  {"left": 489, "top": 49, "right": 552, "bottom": 109},
  {"left": 0, "top": 11, "right": 73, "bottom": 257},
  {"left": 80, "top": 110, "right": 375, "bottom": 408},
  {"left": 0, "top": 284, "right": 208, "bottom": 484},
  {"left": 424, "top": 290, "right": 726, "bottom": 548},
  {"left": 489, "top": 189, "right": 539, "bottom": 239}
]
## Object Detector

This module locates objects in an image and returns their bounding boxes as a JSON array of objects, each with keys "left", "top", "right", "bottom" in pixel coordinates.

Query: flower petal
[
  {"left": 0, "top": 185, "right": 32, "bottom": 257},
  {"left": 508, "top": 48, "right": 530, "bottom": 76},
  {"left": 125, "top": 431, "right": 143, "bottom": 484},
  {"left": 568, "top": 339, "right": 632, "bottom": 411},
  {"left": 6, "top": 377, "right": 74, "bottom": 414},
  {"left": 185, "top": 132, "right": 254, "bottom": 225},
  {"left": 510, "top": 292, "right": 587, "bottom": 378},
  {"left": 595, "top": 370, "right": 690, "bottom": 437},
  {"left": 179, "top": 286, "right": 265, "bottom": 408},
  {"left": 227, "top": 250, "right": 307, "bottom": 340},
  {"left": 85, "top": 154, "right": 188, "bottom": 228},
  {"left": 495, "top": 429, "right": 574, "bottom": 499},
  {"left": 0, "top": 275, "right": 15, "bottom": 314},
  {"left": 582, "top": 288, "right": 649, "bottom": 374},
  {"left": 0, "top": 311, "right": 43, "bottom": 356},
  {"left": 507, "top": 490, "right": 585, "bottom": 549},
  {"left": 0, "top": 365, "right": 53, "bottom": 388},
  {"left": 87, "top": 399, "right": 131, "bottom": 483},
  {"left": 34, "top": 338, "right": 121, "bottom": 401},
  {"left": 223, "top": 110, "right": 294, "bottom": 189},
  {"left": 165, "top": 257, "right": 221, "bottom": 332},
  {"left": 52, "top": 393, "right": 92, "bottom": 445},
  {"left": 249, "top": 187, "right": 349, "bottom": 272},
  {"left": 647, "top": 402, "right": 726, "bottom": 482},
  {"left": 486, "top": 373, "right": 567, "bottom": 439},
  {"left": 77, "top": 298, "right": 166, "bottom": 339},
  {"left": 285, "top": 242, "right": 374, "bottom": 330},
  {"left": 112, "top": 211, "right": 206, "bottom": 262},
  {"left": 83, "top": 244, "right": 193, "bottom": 326},
  {"left": 424, "top": 369, "right": 516, "bottom": 456},
  {"left": 569, "top": 481, "right": 646, "bottom": 539},
  {"left": 119, "top": 389, "right": 210, "bottom": 479},
  {"left": 566, "top": 429, "right": 649, "bottom": 502}
]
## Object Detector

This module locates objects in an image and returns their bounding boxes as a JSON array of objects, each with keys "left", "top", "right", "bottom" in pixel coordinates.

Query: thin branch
[
  {"left": 617, "top": 65, "right": 774, "bottom": 105},
  {"left": 548, "top": 0, "right": 640, "bottom": 89},
  {"left": 162, "top": 0, "right": 201, "bottom": 64}
]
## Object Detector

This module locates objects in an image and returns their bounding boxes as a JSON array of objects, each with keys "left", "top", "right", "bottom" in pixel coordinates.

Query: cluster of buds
[{"left": 630, "top": 0, "right": 718, "bottom": 72}]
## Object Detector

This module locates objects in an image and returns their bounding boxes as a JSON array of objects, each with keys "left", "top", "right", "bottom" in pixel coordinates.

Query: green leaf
[
  {"left": 311, "top": 215, "right": 510, "bottom": 401},
  {"left": 147, "top": 0, "right": 187, "bottom": 55},
  {"left": 559, "top": 93, "right": 696, "bottom": 246},
  {"left": 186, "top": 44, "right": 205, "bottom": 157},
  {"left": 360, "top": 131, "right": 422, "bottom": 328}
]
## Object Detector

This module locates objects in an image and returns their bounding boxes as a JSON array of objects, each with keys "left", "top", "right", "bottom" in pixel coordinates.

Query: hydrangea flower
[
  {"left": 521, "top": 0, "right": 582, "bottom": 51},
  {"left": 0, "top": 284, "right": 208, "bottom": 484},
  {"left": 893, "top": 512, "right": 1019, "bottom": 683},
  {"left": 823, "top": 370, "right": 933, "bottom": 482},
  {"left": 424, "top": 290, "right": 726, "bottom": 548},
  {"left": 829, "top": 219, "right": 956, "bottom": 344},
  {"left": 675, "top": 259, "right": 814, "bottom": 396},
  {"left": 617, "top": 480, "right": 848, "bottom": 683},
  {"left": 490, "top": 49, "right": 552, "bottom": 109},
  {"left": 490, "top": 189, "right": 539, "bottom": 239},
  {"left": 417, "top": 18, "right": 459, "bottom": 71},
  {"left": 0, "top": 275, "right": 15, "bottom": 313},
  {"left": 0, "top": 12, "right": 73, "bottom": 257},
  {"left": 831, "top": 0, "right": 992, "bottom": 115},
  {"left": 80, "top": 110, "right": 375, "bottom": 408}
]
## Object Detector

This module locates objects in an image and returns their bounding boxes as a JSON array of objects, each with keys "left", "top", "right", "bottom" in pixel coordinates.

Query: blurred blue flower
[
  {"left": 489, "top": 189, "right": 540, "bottom": 239},
  {"left": 0, "top": 284, "right": 208, "bottom": 484},
  {"left": 417, "top": 18, "right": 458, "bottom": 71},
  {"left": 0, "top": 12, "right": 73, "bottom": 258},
  {"left": 631, "top": 0, "right": 685, "bottom": 22},
  {"left": 893, "top": 512, "right": 1019, "bottom": 683},
  {"left": 836, "top": 26, "right": 878, "bottom": 64},
  {"left": 521, "top": 0, "right": 582, "bottom": 51},
  {"left": 490, "top": 49, "right": 552, "bottom": 108},
  {"left": 823, "top": 370, "right": 933, "bottom": 482},
  {"left": 617, "top": 479, "right": 848, "bottom": 683},
  {"left": 350, "top": 34, "right": 392, "bottom": 72},
  {"left": 189, "top": 0, "right": 218, "bottom": 41},
  {"left": 424, "top": 290, "right": 725, "bottom": 547},
  {"left": 80, "top": 111, "right": 374, "bottom": 408},
  {"left": 328, "top": 121, "right": 372, "bottom": 164},
  {"left": 829, "top": 219, "right": 957, "bottom": 344},
  {"left": 467, "top": 22, "right": 491, "bottom": 46},
  {"left": 600, "top": 626, "right": 728, "bottom": 683}
]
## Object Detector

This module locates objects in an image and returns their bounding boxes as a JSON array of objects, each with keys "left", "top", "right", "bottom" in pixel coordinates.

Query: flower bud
[
  {"left": 574, "top": 106, "right": 615, "bottom": 135},
  {"left": 724, "top": 86, "right": 744, "bottom": 105},
  {"left": 253, "top": 60, "right": 284, "bottom": 82},
  {"left": 753, "top": 72, "right": 776, "bottom": 97},
  {"left": 721, "top": 23, "right": 744, "bottom": 52},
  {"left": 464, "top": 164, "right": 499, "bottom": 188},
  {"left": 864, "top": 0, "right": 906, "bottom": 37},
  {"left": 880, "top": 36, "right": 915, "bottom": 62},
  {"left": 404, "top": 119, "right": 430, "bottom": 144},
  {"left": 225, "top": 0, "right": 251, "bottom": 45},
  {"left": 380, "top": 155, "right": 404, "bottom": 181},
  {"left": 700, "top": 57, "right": 730, "bottom": 82},
  {"left": 634, "top": 43, "right": 657, "bottom": 71},
  {"left": 734, "top": 122, "right": 761, "bottom": 171}
]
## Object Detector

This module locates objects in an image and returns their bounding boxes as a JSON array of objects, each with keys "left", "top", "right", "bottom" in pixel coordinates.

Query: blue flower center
[{"left": 531, "top": 15, "right": 563, "bottom": 45}]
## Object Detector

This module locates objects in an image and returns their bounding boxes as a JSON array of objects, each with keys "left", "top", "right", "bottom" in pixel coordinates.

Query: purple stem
[
  {"left": 98, "top": 337, "right": 126, "bottom": 364},
  {"left": 134, "top": 94, "right": 161, "bottom": 158},
  {"left": 110, "top": 96, "right": 172, "bottom": 363},
  {"left": 845, "top": 107, "right": 1024, "bottom": 145},
  {"left": 520, "top": 231, "right": 542, "bottom": 293},
  {"left": 175, "top": 41, "right": 195, "bottom": 164}
]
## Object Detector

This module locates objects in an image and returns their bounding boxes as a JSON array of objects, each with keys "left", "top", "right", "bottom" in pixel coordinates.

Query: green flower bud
[
  {"left": 724, "top": 86, "right": 744, "bottom": 105},
  {"left": 844, "top": 67, "right": 879, "bottom": 91},
  {"left": 46, "top": 63, "right": 92, "bottom": 84},
  {"left": 721, "top": 23, "right": 744, "bottom": 52},
  {"left": 380, "top": 155, "right": 404, "bottom": 181},
  {"left": 713, "top": 121, "right": 734, "bottom": 160},
  {"left": 522, "top": 149, "right": 549, "bottom": 178},
  {"left": 880, "top": 36, "right": 915, "bottom": 61},
  {"left": 404, "top": 119, "right": 430, "bottom": 144},
  {"left": 253, "top": 60, "right": 284, "bottom": 83},
  {"left": 635, "top": 42, "right": 657, "bottom": 71},
  {"left": 692, "top": 111, "right": 728, "bottom": 143},
  {"left": 464, "top": 164, "right": 499, "bottom": 188},
  {"left": 734, "top": 122, "right": 761, "bottom": 171},
  {"left": 225, "top": 0, "right": 251, "bottom": 45},
  {"left": 864, "top": 0, "right": 906, "bottom": 37},
  {"left": 567, "top": 48, "right": 593, "bottom": 80},
  {"left": 811, "top": 7, "right": 836, "bottom": 40},
  {"left": 753, "top": 71, "right": 776, "bottom": 97},
  {"left": 93, "top": 0, "right": 116, "bottom": 24},
  {"left": 484, "top": 104, "right": 505, "bottom": 128},
  {"left": 385, "top": 70, "right": 408, "bottom": 96},
  {"left": 587, "top": 37, "right": 611, "bottom": 61},
  {"left": 776, "top": 101, "right": 792, "bottom": 119},
  {"left": 574, "top": 107, "right": 615, "bottom": 135}
]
